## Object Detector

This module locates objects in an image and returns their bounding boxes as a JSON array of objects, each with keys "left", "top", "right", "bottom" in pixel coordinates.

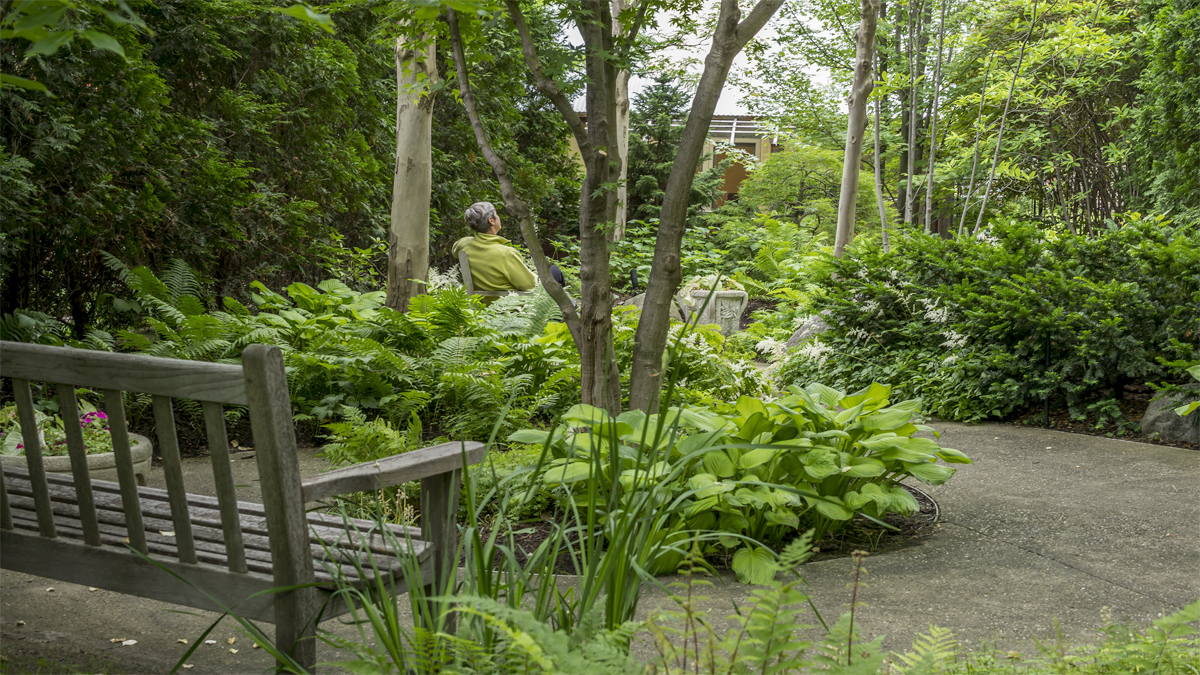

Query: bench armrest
[{"left": 301, "top": 441, "right": 485, "bottom": 503}]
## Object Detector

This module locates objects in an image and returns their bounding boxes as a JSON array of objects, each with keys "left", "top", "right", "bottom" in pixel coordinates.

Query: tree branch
[
  {"left": 445, "top": 9, "right": 581, "bottom": 339},
  {"left": 503, "top": 0, "right": 592, "bottom": 158}
]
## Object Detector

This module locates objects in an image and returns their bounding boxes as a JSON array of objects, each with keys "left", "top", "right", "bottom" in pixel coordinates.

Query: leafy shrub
[
  {"left": 779, "top": 215, "right": 1200, "bottom": 423},
  {"left": 511, "top": 382, "right": 968, "bottom": 582}
]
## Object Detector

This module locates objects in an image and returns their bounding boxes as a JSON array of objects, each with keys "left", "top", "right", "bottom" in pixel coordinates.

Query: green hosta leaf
[
  {"left": 738, "top": 447, "right": 777, "bottom": 470},
  {"left": 804, "top": 460, "right": 840, "bottom": 481},
  {"left": 891, "top": 485, "right": 919, "bottom": 514},
  {"left": 764, "top": 508, "right": 800, "bottom": 529},
  {"left": 862, "top": 405, "right": 917, "bottom": 431},
  {"left": 703, "top": 450, "right": 735, "bottom": 478},
  {"left": 718, "top": 511, "right": 749, "bottom": 532},
  {"left": 687, "top": 495, "right": 719, "bottom": 516},
  {"left": 688, "top": 473, "right": 717, "bottom": 490},
  {"left": 839, "top": 382, "right": 891, "bottom": 412},
  {"left": 806, "top": 383, "right": 843, "bottom": 407},
  {"left": 675, "top": 430, "right": 722, "bottom": 458},
  {"left": 766, "top": 488, "right": 803, "bottom": 507},
  {"left": 935, "top": 447, "right": 973, "bottom": 464},
  {"left": 736, "top": 411, "right": 774, "bottom": 441},
  {"left": 733, "top": 487, "right": 764, "bottom": 509},
  {"left": 507, "top": 429, "right": 550, "bottom": 445},
  {"left": 834, "top": 402, "right": 865, "bottom": 426},
  {"left": 697, "top": 481, "right": 734, "bottom": 499},
  {"left": 731, "top": 546, "right": 776, "bottom": 585},
  {"left": 718, "top": 534, "right": 741, "bottom": 549},
  {"left": 615, "top": 409, "right": 646, "bottom": 437},
  {"left": 843, "top": 457, "right": 886, "bottom": 477},
  {"left": 562, "top": 403, "right": 610, "bottom": 427},
  {"left": 687, "top": 511, "right": 716, "bottom": 531},
  {"left": 1175, "top": 401, "right": 1199, "bottom": 417},
  {"left": 904, "top": 461, "right": 955, "bottom": 484},
  {"left": 808, "top": 495, "right": 853, "bottom": 520},
  {"left": 735, "top": 395, "right": 769, "bottom": 420},
  {"left": 543, "top": 461, "right": 591, "bottom": 485}
]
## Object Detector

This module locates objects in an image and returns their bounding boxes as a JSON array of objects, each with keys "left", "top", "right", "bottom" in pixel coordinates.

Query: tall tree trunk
[
  {"left": 922, "top": 0, "right": 947, "bottom": 232},
  {"left": 895, "top": 1, "right": 908, "bottom": 213},
  {"left": 627, "top": 0, "right": 784, "bottom": 412},
  {"left": 874, "top": 61, "right": 891, "bottom": 253},
  {"left": 974, "top": 0, "right": 1039, "bottom": 235},
  {"left": 957, "top": 50, "right": 994, "bottom": 235},
  {"left": 835, "top": 0, "right": 881, "bottom": 257},
  {"left": 386, "top": 34, "right": 436, "bottom": 312},
  {"left": 874, "top": 1, "right": 890, "bottom": 252},
  {"left": 611, "top": 0, "right": 631, "bottom": 242},
  {"left": 903, "top": 0, "right": 920, "bottom": 224}
]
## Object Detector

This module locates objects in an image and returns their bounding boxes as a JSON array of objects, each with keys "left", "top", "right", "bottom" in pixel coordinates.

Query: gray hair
[{"left": 464, "top": 201, "right": 497, "bottom": 233}]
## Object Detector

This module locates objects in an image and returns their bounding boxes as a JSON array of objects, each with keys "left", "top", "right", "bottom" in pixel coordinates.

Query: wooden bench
[
  {"left": 0, "top": 341, "right": 483, "bottom": 671},
  {"left": 458, "top": 249, "right": 532, "bottom": 299}
]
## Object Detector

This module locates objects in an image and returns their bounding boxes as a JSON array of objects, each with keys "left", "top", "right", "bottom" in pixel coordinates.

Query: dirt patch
[{"left": 740, "top": 297, "right": 779, "bottom": 330}]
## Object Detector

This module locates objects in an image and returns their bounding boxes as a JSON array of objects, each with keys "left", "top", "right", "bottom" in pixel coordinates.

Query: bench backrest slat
[
  {"left": 152, "top": 396, "right": 197, "bottom": 564},
  {"left": 201, "top": 401, "right": 247, "bottom": 573},
  {"left": 458, "top": 249, "right": 476, "bottom": 295},
  {"left": 1, "top": 342, "right": 247, "bottom": 405},
  {"left": 10, "top": 378, "right": 56, "bottom": 537},
  {"left": 57, "top": 385, "right": 102, "bottom": 546},
  {"left": 103, "top": 389, "right": 147, "bottom": 553},
  {"left": 0, "top": 467, "right": 12, "bottom": 530}
]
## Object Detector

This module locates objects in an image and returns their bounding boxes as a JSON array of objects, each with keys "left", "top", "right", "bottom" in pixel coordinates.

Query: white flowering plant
[{"left": 776, "top": 215, "right": 1200, "bottom": 426}]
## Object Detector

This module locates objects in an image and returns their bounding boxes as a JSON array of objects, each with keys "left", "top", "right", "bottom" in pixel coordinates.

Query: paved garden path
[{"left": 2, "top": 423, "right": 1197, "bottom": 672}]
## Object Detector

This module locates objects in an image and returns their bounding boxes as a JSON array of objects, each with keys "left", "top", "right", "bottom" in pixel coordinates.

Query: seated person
[{"left": 453, "top": 201, "right": 536, "bottom": 297}]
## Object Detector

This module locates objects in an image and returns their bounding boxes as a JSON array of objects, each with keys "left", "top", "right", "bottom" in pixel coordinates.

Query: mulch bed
[
  {"left": 472, "top": 484, "right": 940, "bottom": 575},
  {"left": 740, "top": 297, "right": 778, "bottom": 330},
  {"left": 1008, "top": 382, "right": 1198, "bottom": 451}
]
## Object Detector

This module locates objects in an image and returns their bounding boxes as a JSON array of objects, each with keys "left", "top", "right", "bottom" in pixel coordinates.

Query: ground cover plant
[{"left": 777, "top": 215, "right": 1200, "bottom": 428}]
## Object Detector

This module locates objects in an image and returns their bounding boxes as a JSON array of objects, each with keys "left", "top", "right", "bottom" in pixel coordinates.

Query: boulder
[
  {"left": 623, "top": 293, "right": 684, "bottom": 322},
  {"left": 786, "top": 314, "right": 831, "bottom": 348},
  {"left": 1140, "top": 384, "right": 1200, "bottom": 444}
]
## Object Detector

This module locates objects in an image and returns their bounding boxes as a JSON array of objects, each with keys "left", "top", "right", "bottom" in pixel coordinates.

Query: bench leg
[{"left": 420, "top": 469, "right": 461, "bottom": 634}]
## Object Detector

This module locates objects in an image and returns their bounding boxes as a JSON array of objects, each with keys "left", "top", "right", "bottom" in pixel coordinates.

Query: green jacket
[{"left": 452, "top": 233, "right": 536, "bottom": 292}]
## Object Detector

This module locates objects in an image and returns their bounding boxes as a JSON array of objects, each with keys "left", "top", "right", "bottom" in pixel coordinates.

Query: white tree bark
[
  {"left": 386, "top": 34, "right": 437, "bottom": 312},
  {"left": 834, "top": 0, "right": 880, "bottom": 258},
  {"left": 922, "top": 0, "right": 948, "bottom": 233},
  {"left": 611, "top": 0, "right": 631, "bottom": 242}
]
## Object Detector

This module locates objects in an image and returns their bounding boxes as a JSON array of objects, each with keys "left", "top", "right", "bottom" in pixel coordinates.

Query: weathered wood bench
[
  {"left": 458, "top": 249, "right": 532, "bottom": 299},
  {"left": 0, "top": 341, "right": 483, "bottom": 671}
]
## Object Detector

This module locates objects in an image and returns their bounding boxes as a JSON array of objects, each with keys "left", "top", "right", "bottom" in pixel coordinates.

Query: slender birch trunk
[
  {"left": 386, "top": 34, "right": 436, "bottom": 312},
  {"left": 922, "top": 0, "right": 947, "bottom": 233},
  {"left": 874, "top": 75, "right": 891, "bottom": 252},
  {"left": 903, "top": 0, "right": 920, "bottom": 224},
  {"left": 973, "top": 0, "right": 1039, "bottom": 235},
  {"left": 835, "top": 0, "right": 881, "bottom": 257},
  {"left": 611, "top": 0, "right": 631, "bottom": 242},
  {"left": 957, "top": 50, "right": 993, "bottom": 235}
]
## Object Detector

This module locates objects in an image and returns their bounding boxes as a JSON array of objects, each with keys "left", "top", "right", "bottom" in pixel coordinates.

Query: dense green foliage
[
  {"left": 1131, "top": 0, "right": 1200, "bottom": 226},
  {"left": 0, "top": 1, "right": 578, "bottom": 335},
  {"left": 514, "top": 381, "right": 968, "bottom": 580},
  {"left": 778, "top": 216, "right": 1200, "bottom": 424},
  {"left": 625, "top": 75, "right": 727, "bottom": 223}
]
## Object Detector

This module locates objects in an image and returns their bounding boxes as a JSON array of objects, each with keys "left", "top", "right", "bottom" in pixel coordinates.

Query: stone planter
[
  {"left": 0, "top": 433, "right": 153, "bottom": 486},
  {"left": 683, "top": 290, "right": 749, "bottom": 336}
]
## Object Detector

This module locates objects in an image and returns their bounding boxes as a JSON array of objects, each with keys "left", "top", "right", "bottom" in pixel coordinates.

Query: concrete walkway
[{"left": 2, "top": 424, "right": 1197, "bottom": 672}]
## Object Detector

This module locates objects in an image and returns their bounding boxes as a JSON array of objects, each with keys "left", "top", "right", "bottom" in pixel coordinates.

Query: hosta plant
[{"left": 510, "top": 382, "right": 971, "bottom": 584}]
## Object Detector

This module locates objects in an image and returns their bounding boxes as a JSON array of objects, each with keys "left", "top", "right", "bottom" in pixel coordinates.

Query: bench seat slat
[{"left": 4, "top": 466, "right": 429, "bottom": 589}]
